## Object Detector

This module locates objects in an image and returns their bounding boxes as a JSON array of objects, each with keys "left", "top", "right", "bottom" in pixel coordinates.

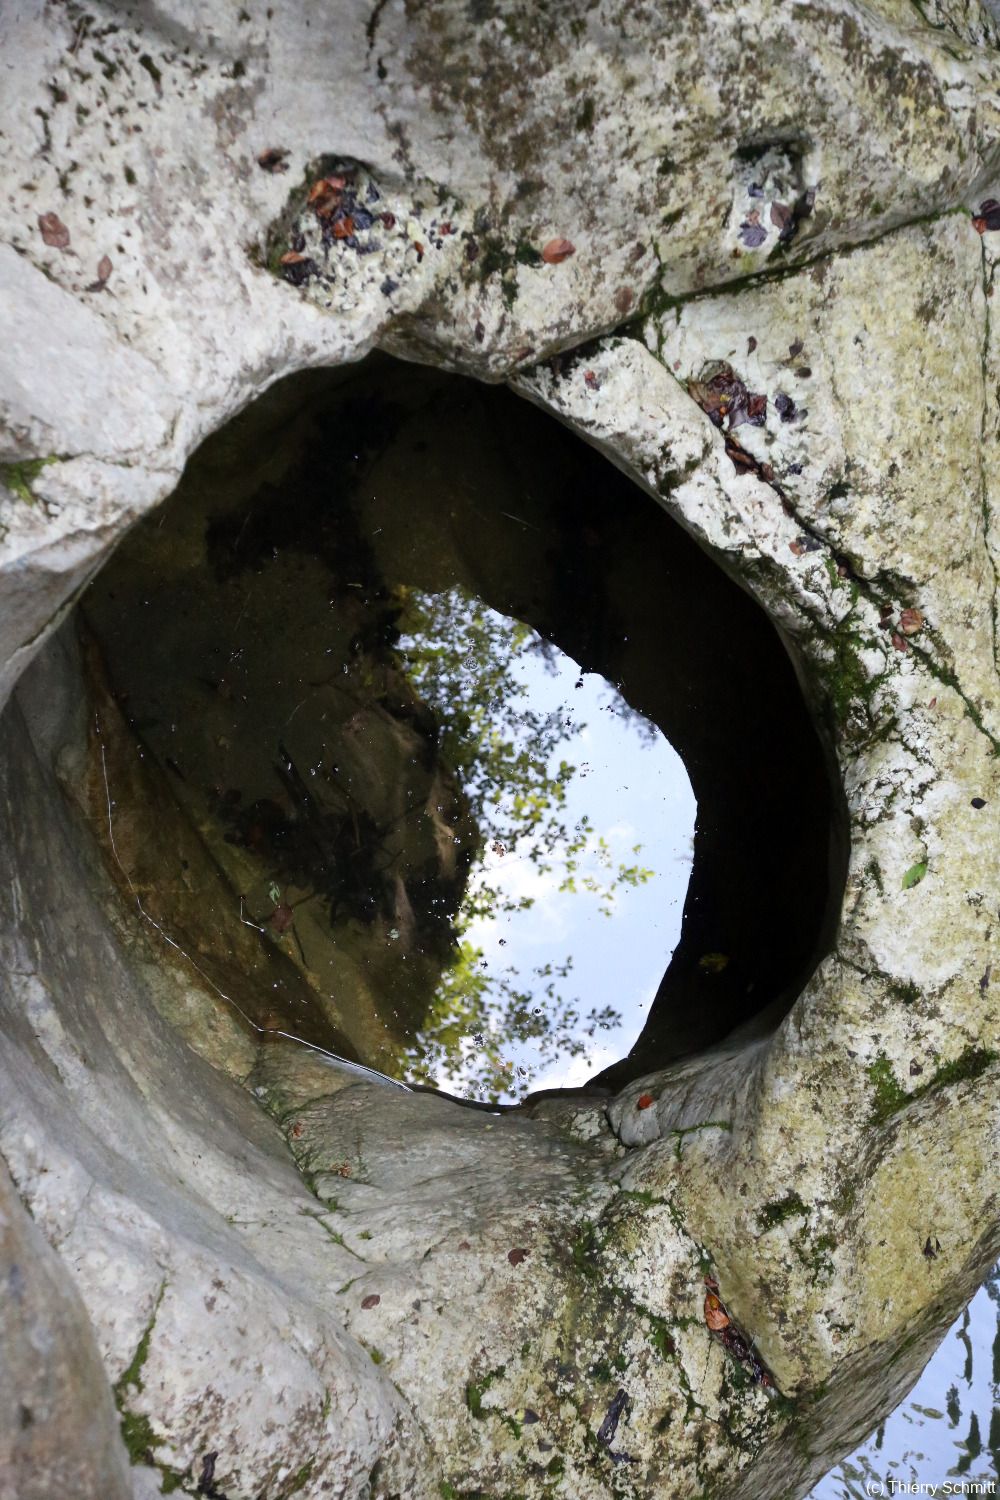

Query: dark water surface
[{"left": 83, "top": 357, "right": 835, "bottom": 1101}]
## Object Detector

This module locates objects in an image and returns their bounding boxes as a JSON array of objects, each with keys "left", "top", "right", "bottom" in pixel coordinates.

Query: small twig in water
[
  {"left": 239, "top": 896, "right": 267, "bottom": 933},
  {"left": 498, "top": 510, "right": 542, "bottom": 533}
]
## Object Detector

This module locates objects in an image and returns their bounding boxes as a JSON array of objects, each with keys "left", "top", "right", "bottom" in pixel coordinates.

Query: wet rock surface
[{"left": 1, "top": 1, "right": 999, "bottom": 1497}]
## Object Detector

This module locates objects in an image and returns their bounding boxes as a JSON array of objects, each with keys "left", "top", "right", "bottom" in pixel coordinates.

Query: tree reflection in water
[{"left": 393, "top": 583, "right": 675, "bottom": 1103}]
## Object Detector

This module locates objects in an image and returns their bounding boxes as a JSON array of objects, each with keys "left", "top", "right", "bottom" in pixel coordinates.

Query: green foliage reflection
[{"left": 395, "top": 585, "right": 654, "bottom": 1101}]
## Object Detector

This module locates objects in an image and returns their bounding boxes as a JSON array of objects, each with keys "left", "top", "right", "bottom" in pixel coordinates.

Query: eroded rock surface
[{"left": 1, "top": 0, "right": 999, "bottom": 1497}]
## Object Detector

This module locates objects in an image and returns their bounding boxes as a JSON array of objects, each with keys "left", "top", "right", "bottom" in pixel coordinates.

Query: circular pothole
[{"left": 77, "top": 355, "right": 840, "bottom": 1102}]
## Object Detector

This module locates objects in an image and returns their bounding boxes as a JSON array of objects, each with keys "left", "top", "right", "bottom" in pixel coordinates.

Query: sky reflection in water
[
  {"left": 395, "top": 586, "right": 696, "bottom": 1102},
  {"left": 810, "top": 1268, "right": 999, "bottom": 1495}
]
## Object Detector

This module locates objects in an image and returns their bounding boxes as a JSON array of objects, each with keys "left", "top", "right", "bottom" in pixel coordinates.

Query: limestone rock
[
  {"left": 0, "top": 1160, "right": 132, "bottom": 1500},
  {"left": 0, "top": 0, "right": 999, "bottom": 1496}
]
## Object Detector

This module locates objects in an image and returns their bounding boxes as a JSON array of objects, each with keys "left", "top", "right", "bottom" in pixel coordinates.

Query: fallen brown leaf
[
  {"left": 704, "top": 1292, "right": 731, "bottom": 1331},
  {"left": 308, "top": 175, "right": 344, "bottom": 204},
  {"left": 541, "top": 236, "right": 576, "bottom": 264},
  {"left": 308, "top": 177, "right": 345, "bottom": 218},
  {"left": 726, "top": 440, "right": 757, "bottom": 472},
  {"left": 38, "top": 212, "right": 70, "bottom": 249},
  {"left": 270, "top": 901, "right": 295, "bottom": 933},
  {"left": 279, "top": 250, "right": 317, "bottom": 286},
  {"left": 973, "top": 199, "right": 1000, "bottom": 233}
]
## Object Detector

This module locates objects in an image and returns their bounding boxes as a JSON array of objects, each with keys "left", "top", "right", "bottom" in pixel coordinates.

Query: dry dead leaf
[
  {"left": 308, "top": 175, "right": 344, "bottom": 202},
  {"left": 38, "top": 212, "right": 70, "bottom": 249},
  {"left": 308, "top": 176, "right": 346, "bottom": 218},
  {"left": 973, "top": 199, "right": 1000, "bottom": 234},
  {"left": 279, "top": 250, "right": 317, "bottom": 286},
  {"left": 270, "top": 901, "right": 295, "bottom": 933},
  {"left": 704, "top": 1292, "right": 731, "bottom": 1331},
  {"left": 541, "top": 237, "right": 576, "bottom": 264}
]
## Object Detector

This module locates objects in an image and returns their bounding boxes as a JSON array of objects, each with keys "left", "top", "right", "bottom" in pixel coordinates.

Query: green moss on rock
[
  {"left": 867, "top": 1054, "right": 909, "bottom": 1122},
  {"left": 759, "top": 1191, "right": 808, "bottom": 1230},
  {"left": 466, "top": 1363, "right": 507, "bottom": 1419},
  {"left": 0, "top": 456, "right": 59, "bottom": 503},
  {"left": 868, "top": 1046, "right": 997, "bottom": 1124},
  {"left": 822, "top": 625, "right": 879, "bottom": 730}
]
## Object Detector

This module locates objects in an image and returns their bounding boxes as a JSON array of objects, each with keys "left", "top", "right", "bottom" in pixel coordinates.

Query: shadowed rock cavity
[{"left": 77, "top": 356, "right": 841, "bottom": 1096}]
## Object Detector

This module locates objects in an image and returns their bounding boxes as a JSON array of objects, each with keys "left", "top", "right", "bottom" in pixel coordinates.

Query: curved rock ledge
[{"left": 1, "top": 2, "right": 998, "bottom": 1496}]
